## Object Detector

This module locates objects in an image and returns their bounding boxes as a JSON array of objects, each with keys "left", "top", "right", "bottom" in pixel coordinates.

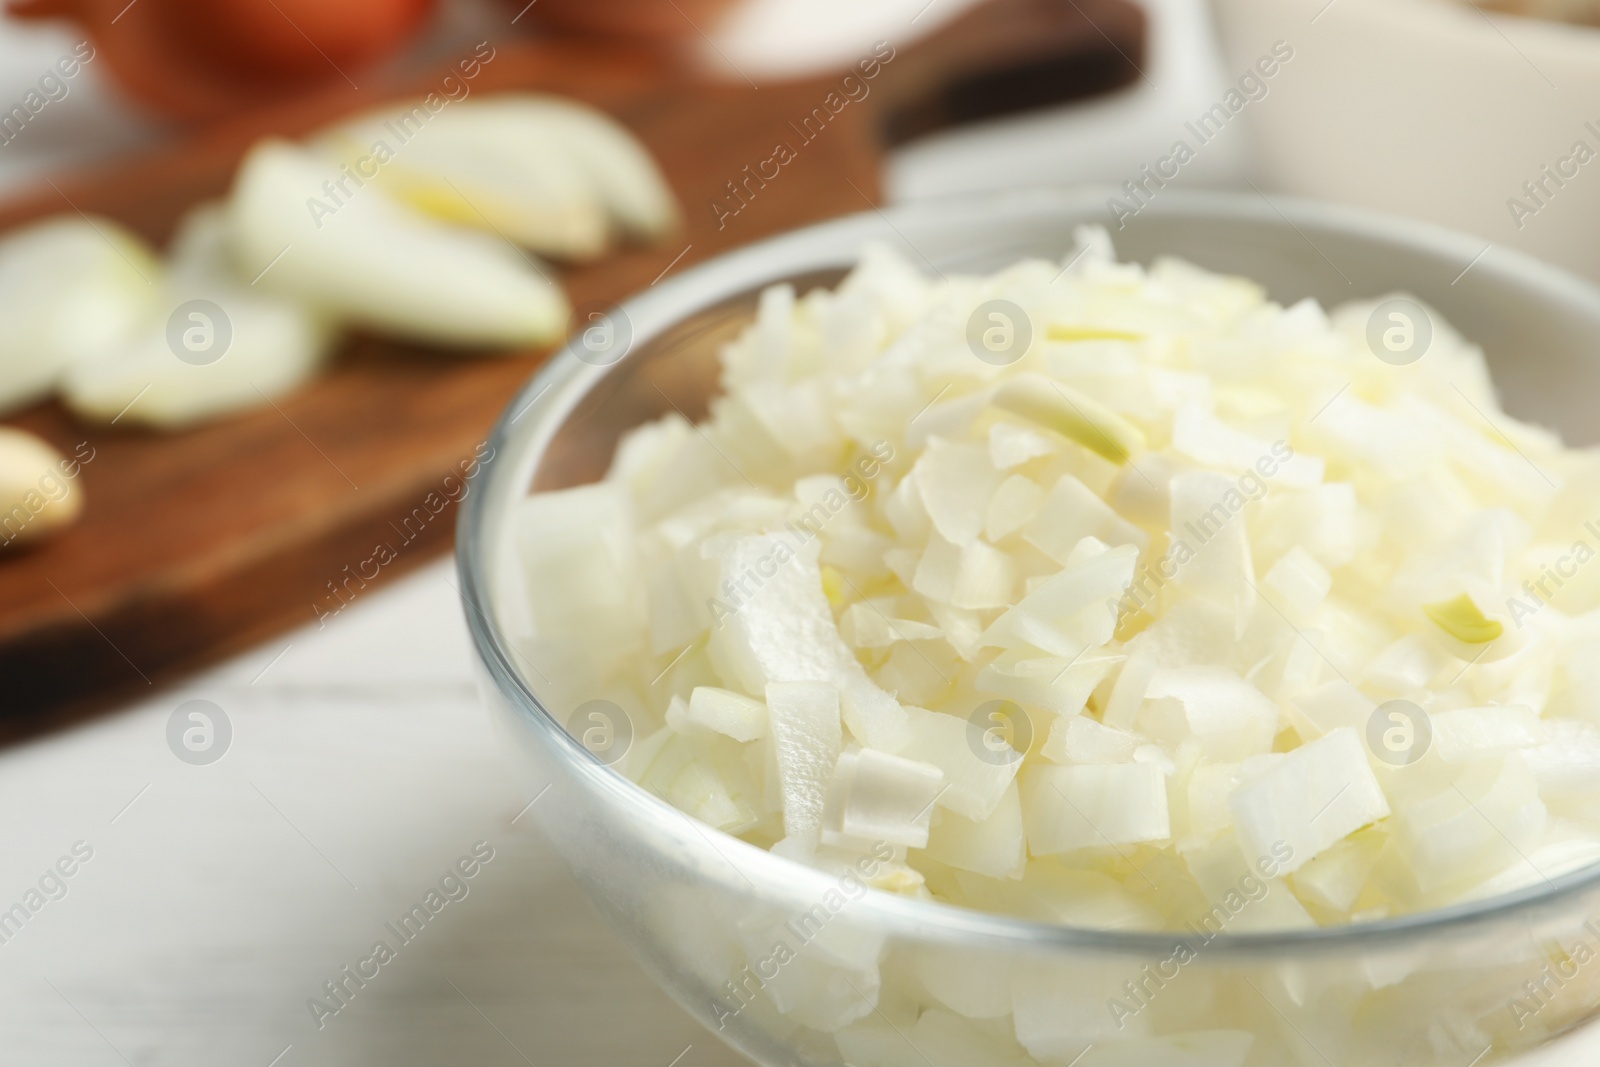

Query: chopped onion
[
  {"left": 1021, "top": 761, "right": 1171, "bottom": 853},
  {"left": 1230, "top": 728, "right": 1390, "bottom": 876},
  {"left": 765, "top": 681, "right": 844, "bottom": 846},
  {"left": 823, "top": 748, "right": 944, "bottom": 848},
  {"left": 506, "top": 230, "right": 1600, "bottom": 981}
]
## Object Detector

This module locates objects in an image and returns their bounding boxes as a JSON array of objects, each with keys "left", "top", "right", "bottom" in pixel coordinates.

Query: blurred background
[
  {"left": 2, "top": 0, "right": 1599, "bottom": 1063},
  {"left": 8, "top": 0, "right": 1600, "bottom": 276}
]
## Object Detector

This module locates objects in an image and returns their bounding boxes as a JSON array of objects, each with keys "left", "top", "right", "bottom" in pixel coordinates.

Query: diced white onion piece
[
  {"left": 923, "top": 782, "right": 1027, "bottom": 877},
  {"left": 1523, "top": 719, "right": 1600, "bottom": 806},
  {"left": 1025, "top": 473, "right": 1148, "bottom": 566},
  {"left": 823, "top": 748, "right": 944, "bottom": 848},
  {"left": 913, "top": 1010, "right": 1031, "bottom": 1066},
  {"left": 685, "top": 686, "right": 768, "bottom": 742},
  {"left": 839, "top": 602, "right": 943, "bottom": 648},
  {"left": 1255, "top": 482, "right": 1359, "bottom": 571},
  {"left": 644, "top": 554, "right": 705, "bottom": 655},
  {"left": 745, "top": 379, "right": 842, "bottom": 460},
  {"left": 766, "top": 681, "right": 844, "bottom": 842},
  {"left": 1107, "top": 452, "right": 1177, "bottom": 530},
  {"left": 708, "top": 533, "right": 907, "bottom": 752},
  {"left": 516, "top": 483, "right": 639, "bottom": 664},
  {"left": 1021, "top": 762, "right": 1171, "bottom": 854},
  {"left": 633, "top": 728, "right": 763, "bottom": 834},
  {"left": 911, "top": 948, "right": 1019, "bottom": 1019},
  {"left": 906, "top": 387, "right": 991, "bottom": 451},
  {"left": 820, "top": 526, "right": 896, "bottom": 579},
  {"left": 1141, "top": 665, "right": 1281, "bottom": 761},
  {"left": 982, "top": 543, "right": 1135, "bottom": 657},
  {"left": 749, "top": 281, "right": 795, "bottom": 378},
  {"left": 976, "top": 650, "right": 1118, "bottom": 718},
  {"left": 988, "top": 421, "right": 1058, "bottom": 469},
  {"left": 914, "top": 437, "right": 1000, "bottom": 545},
  {"left": 1287, "top": 680, "right": 1376, "bottom": 741},
  {"left": 1011, "top": 960, "right": 1154, "bottom": 1058},
  {"left": 934, "top": 618, "right": 987, "bottom": 674},
  {"left": 1289, "top": 832, "right": 1384, "bottom": 913},
  {"left": 1183, "top": 834, "right": 1313, "bottom": 932},
  {"left": 1363, "top": 634, "right": 1448, "bottom": 693},
  {"left": 609, "top": 414, "right": 733, "bottom": 525},
  {"left": 1457, "top": 831, "right": 1600, "bottom": 902},
  {"left": 985, "top": 473, "right": 1044, "bottom": 543},
  {"left": 898, "top": 706, "right": 1020, "bottom": 821},
  {"left": 912, "top": 533, "right": 1017, "bottom": 609},
  {"left": 1392, "top": 753, "right": 1546, "bottom": 893},
  {"left": 1184, "top": 760, "right": 1251, "bottom": 842},
  {"left": 1172, "top": 404, "right": 1322, "bottom": 488},
  {"left": 1229, "top": 727, "right": 1390, "bottom": 875},
  {"left": 1169, "top": 471, "right": 1256, "bottom": 633},
  {"left": 1042, "top": 715, "right": 1140, "bottom": 765},
  {"left": 1262, "top": 546, "right": 1332, "bottom": 623},
  {"left": 882, "top": 471, "right": 931, "bottom": 543},
  {"left": 1430, "top": 706, "right": 1543, "bottom": 763},
  {"left": 1132, "top": 743, "right": 1177, "bottom": 777},
  {"left": 740, "top": 912, "right": 881, "bottom": 1031},
  {"left": 1103, "top": 647, "right": 1160, "bottom": 730},
  {"left": 833, "top": 1022, "right": 926, "bottom": 1067}
]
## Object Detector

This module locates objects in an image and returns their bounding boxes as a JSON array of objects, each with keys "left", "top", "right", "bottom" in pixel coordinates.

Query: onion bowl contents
[{"left": 471, "top": 197, "right": 1600, "bottom": 1067}]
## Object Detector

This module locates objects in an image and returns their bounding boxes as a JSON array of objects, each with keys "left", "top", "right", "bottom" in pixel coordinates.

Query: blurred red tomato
[
  {"left": 514, "top": 0, "right": 740, "bottom": 39},
  {"left": 9, "top": 0, "right": 437, "bottom": 120}
]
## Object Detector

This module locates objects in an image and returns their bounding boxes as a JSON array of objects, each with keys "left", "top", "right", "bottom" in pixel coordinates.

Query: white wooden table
[{"left": 0, "top": 559, "right": 743, "bottom": 1067}]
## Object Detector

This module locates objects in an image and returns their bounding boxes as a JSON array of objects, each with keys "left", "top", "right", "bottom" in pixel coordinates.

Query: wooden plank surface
[{"left": 0, "top": 0, "right": 1144, "bottom": 740}]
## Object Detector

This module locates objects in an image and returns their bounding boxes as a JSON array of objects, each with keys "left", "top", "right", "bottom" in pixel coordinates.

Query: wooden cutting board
[{"left": 0, "top": 0, "right": 1144, "bottom": 741}]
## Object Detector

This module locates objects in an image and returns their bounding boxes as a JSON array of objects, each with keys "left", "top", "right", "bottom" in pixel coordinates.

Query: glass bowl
[{"left": 458, "top": 188, "right": 1600, "bottom": 1067}]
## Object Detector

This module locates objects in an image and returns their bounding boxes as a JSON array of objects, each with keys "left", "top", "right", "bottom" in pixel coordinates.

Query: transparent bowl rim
[{"left": 458, "top": 185, "right": 1600, "bottom": 960}]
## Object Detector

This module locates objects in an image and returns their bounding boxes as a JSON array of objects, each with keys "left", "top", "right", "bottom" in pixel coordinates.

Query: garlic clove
[{"left": 0, "top": 427, "right": 85, "bottom": 548}]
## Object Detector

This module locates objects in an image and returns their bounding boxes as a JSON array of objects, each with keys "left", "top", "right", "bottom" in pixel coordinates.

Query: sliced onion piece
[
  {"left": 61, "top": 205, "right": 336, "bottom": 429},
  {"left": 0, "top": 215, "right": 158, "bottom": 413},
  {"left": 227, "top": 139, "right": 567, "bottom": 347}
]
